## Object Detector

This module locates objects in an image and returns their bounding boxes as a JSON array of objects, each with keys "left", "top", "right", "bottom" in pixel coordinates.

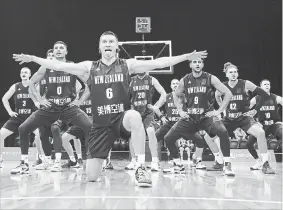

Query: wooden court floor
[{"left": 0, "top": 160, "right": 282, "bottom": 209}]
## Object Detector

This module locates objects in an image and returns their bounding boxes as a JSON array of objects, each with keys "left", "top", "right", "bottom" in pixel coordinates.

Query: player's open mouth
[{"left": 105, "top": 49, "right": 112, "bottom": 52}]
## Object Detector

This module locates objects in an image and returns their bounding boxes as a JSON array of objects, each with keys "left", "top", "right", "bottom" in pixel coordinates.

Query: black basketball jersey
[
  {"left": 87, "top": 59, "right": 131, "bottom": 127},
  {"left": 224, "top": 79, "right": 250, "bottom": 120},
  {"left": 183, "top": 72, "right": 215, "bottom": 122},
  {"left": 78, "top": 90, "right": 92, "bottom": 117},
  {"left": 165, "top": 92, "right": 181, "bottom": 122},
  {"left": 44, "top": 65, "right": 77, "bottom": 108},
  {"left": 255, "top": 93, "right": 281, "bottom": 126},
  {"left": 13, "top": 82, "right": 36, "bottom": 116},
  {"left": 129, "top": 75, "right": 155, "bottom": 116},
  {"left": 39, "top": 78, "right": 47, "bottom": 96}
]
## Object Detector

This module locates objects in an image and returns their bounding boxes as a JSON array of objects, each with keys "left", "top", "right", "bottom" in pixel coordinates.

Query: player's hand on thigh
[
  {"left": 8, "top": 111, "right": 18, "bottom": 117},
  {"left": 179, "top": 110, "right": 189, "bottom": 118},
  {"left": 39, "top": 98, "right": 51, "bottom": 108},
  {"left": 205, "top": 110, "right": 221, "bottom": 118}
]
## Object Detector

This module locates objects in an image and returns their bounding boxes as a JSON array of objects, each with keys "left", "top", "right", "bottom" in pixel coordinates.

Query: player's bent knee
[
  {"left": 51, "top": 125, "right": 61, "bottom": 134},
  {"left": 195, "top": 138, "right": 205, "bottom": 148},
  {"left": 86, "top": 158, "right": 104, "bottom": 182},
  {"left": 253, "top": 127, "right": 265, "bottom": 138},
  {"left": 146, "top": 127, "right": 155, "bottom": 137},
  {"left": 125, "top": 110, "right": 143, "bottom": 130}
]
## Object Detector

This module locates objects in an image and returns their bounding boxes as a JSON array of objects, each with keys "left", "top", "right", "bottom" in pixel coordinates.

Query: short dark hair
[
  {"left": 260, "top": 79, "right": 270, "bottom": 86},
  {"left": 54, "top": 41, "right": 68, "bottom": 49},
  {"left": 100, "top": 31, "right": 118, "bottom": 41},
  {"left": 46, "top": 49, "right": 53, "bottom": 57}
]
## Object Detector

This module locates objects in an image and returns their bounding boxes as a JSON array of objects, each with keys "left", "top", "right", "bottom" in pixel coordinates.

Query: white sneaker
[
  {"left": 150, "top": 162, "right": 159, "bottom": 172},
  {"left": 35, "top": 159, "right": 53, "bottom": 170},
  {"left": 125, "top": 161, "right": 137, "bottom": 170},
  {"left": 250, "top": 159, "right": 263, "bottom": 170},
  {"left": 196, "top": 161, "right": 206, "bottom": 170},
  {"left": 223, "top": 162, "right": 235, "bottom": 177},
  {"left": 50, "top": 161, "right": 62, "bottom": 172},
  {"left": 10, "top": 162, "right": 29, "bottom": 175}
]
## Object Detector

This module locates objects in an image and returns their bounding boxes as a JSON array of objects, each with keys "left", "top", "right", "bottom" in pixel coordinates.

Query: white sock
[
  {"left": 214, "top": 152, "right": 224, "bottom": 164},
  {"left": 77, "top": 154, "right": 82, "bottom": 159},
  {"left": 223, "top": 157, "right": 230, "bottom": 163},
  {"left": 36, "top": 152, "right": 39, "bottom": 160},
  {"left": 55, "top": 153, "right": 61, "bottom": 162},
  {"left": 136, "top": 154, "right": 145, "bottom": 165},
  {"left": 21, "top": 155, "right": 28, "bottom": 164},
  {"left": 70, "top": 156, "right": 76, "bottom": 162},
  {"left": 261, "top": 153, "right": 269, "bottom": 163},
  {"left": 152, "top": 157, "right": 159, "bottom": 163},
  {"left": 39, "top": 155, "right": 44, "bottom": 160}
]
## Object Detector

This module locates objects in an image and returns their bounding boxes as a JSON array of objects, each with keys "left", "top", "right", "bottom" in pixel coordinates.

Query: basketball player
[
  {"left": 61, "top": 89, "right": 91, "bottom": 168},
  {"left": 247, "top": 79, "right": 282, "bottom": 171},
  {"left": 206, "top": 63, "right": 275, "bottom": 174},
  {"left": 0, "top": 67, "right": 42, "bottom": 168},
  {"left": 155, "top": 79, "right": 206, "bottom": 169},
  {"left": 10, "top": 41, "right": 92, "bottom": 174},
  {"left": 163, "top": 58, "right": 235, "bottom": 176},
  {"left": 13, "top": 31, "right": 207, "bottom": 186},
  {"left": 125, "top": 72, "right": 166, "bottom": 171},
  {"left": 30, "top": 49, "right": 53, "bottom": 166}
]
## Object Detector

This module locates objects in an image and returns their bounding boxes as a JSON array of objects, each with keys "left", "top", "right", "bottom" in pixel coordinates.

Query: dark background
[{"left": 0, "top": 0, "right": 281, "bottom": 121}]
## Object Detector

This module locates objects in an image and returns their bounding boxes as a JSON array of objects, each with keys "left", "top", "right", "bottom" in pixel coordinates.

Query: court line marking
[{"left": 0, "top": 196, "right": 282, "bottom": 204}]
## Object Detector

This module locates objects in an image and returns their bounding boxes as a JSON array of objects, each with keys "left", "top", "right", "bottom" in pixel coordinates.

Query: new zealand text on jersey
[
  {"left": 260, "top": 106, "right": 275, "bottom": 111},
  {"left": 187, "top": 86, "right": 206, "bottom": 94},
  {"left": 133, "top": 85, "right": 150, "bottom": 91},
  {"left": 48, "top": 76, "right": 71, "bottom": 84},
  {"left": 231, "top": 95, "right": 243, "bottom": 101},
  {"left": 94, "top": 74, "right": 123, "bottom": 84},
  {"left": 17, "top": 94, "right": 30, "bottom": 99}
]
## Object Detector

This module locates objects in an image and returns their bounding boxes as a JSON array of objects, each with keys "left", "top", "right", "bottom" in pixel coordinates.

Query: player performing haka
[
  {"left": 247, "top": 79, "right": 281, "bottom": 172},
  {"left": 155, "top": 79, "right": 206, "bottom": 169},
  {"left": 11, "top": 41, "right": 92, "bottom": 175},
  {"left": 204, "top": 63, "right": 275, "bottom": 174},
  {"left": 13, "top": 31, "right": 207, "bottom": 186},
  {"left": 163, "top": 58, "right": 235, "bottom": 176},
  {"left": 61, "top": 89, "right": 92, "bottom": 169},
  {"left": 125, "top": 72, "right": 166, "bottom": 171},
  {"left": 0, "top": 67, "right": 42, "bottom": 168}
]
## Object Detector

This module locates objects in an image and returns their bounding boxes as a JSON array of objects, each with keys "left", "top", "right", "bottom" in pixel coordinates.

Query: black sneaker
[
  {"left": 10, "top": 162, "right": 29, "bottom": 175},
  {"left": 62, "top": 160, "right": 77, "bottom": 168},
  {"left": 262, "top": 161, "right": 275, "bottom": 174},
  {"left": 135, "top": 165, "right": 152, "bottom": 187}
]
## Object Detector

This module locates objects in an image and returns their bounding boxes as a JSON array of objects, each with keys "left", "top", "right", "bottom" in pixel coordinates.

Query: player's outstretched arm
[
  {"left": 13, "top": 54, "right": 91, "bottom": 82},
  {"left": 127, "top": 50, "right": 207, "bottom": 74}
]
